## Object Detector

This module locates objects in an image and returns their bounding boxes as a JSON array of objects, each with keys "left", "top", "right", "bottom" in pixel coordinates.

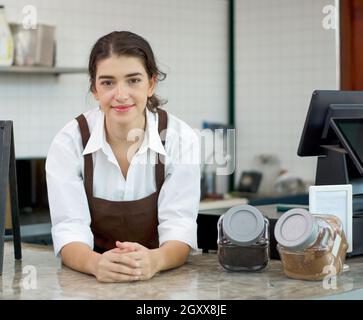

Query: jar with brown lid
[
  {"left": 217, "top": 205, "right": 270, "bottom": 271},
  {"left": 274, "top": 208, "right": 348, "bottom": 281}
]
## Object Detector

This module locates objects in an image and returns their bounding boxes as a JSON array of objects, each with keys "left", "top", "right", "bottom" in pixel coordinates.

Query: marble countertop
[{"left": 1, "top": 242, "right": 363, "bottom": 300}]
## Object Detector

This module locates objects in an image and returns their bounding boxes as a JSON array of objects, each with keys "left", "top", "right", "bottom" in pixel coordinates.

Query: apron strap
[
  {"left": 156, "top": 109, "right": 167, "bottom": 192},
  {"left": 75, "top": 115, "right": 94, "bottom": 204}
]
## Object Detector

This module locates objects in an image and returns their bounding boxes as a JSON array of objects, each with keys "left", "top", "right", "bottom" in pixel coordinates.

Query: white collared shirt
[{"left": 45, "top": 107, "right": 201, "bottom": 256}]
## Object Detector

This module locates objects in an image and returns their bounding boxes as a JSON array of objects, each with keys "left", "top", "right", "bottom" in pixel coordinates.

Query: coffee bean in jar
[
  {"left": 217, "top": 205, "right": 270, "bottom": 271},
  {"left": 274, "top": 208, "right": 348, "bottom": 281}
]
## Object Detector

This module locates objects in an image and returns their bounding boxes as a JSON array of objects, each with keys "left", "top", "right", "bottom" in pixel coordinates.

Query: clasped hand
[{"left": 94, "top": 241, "right": 159, "bottom": 283}]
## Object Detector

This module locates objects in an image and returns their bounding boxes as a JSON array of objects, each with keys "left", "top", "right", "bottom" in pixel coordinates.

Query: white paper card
[
  {"left": 332, "top": 234, "right": 342, "bottom": 257},
  {"left": 309, "top": 185, "right": 353, "bottom": 253}
]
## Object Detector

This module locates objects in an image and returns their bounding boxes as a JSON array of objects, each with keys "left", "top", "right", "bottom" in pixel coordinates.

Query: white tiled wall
[
  {"left": 0, "top": 0, "right": 228, "bottom": 158},
  {"left": 235, "top": 0, "right": 338, "bottom": 186},
  {"left": 1, "top": 0, "right": 339, "bottom": 188}
]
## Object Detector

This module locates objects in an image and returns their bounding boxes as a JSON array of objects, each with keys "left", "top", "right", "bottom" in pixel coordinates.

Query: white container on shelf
[{"left": 0, "top": 5, "right": 14, "bottom": 66}]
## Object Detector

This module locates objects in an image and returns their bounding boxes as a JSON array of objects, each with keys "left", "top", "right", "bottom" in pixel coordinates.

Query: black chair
[{"left": 0, "top": 121, "right": 22, "bottom": 275}]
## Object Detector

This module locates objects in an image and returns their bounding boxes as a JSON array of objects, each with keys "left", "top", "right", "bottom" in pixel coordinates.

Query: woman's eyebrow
[
  {"left": 125, "top": 72, "right": 143, "bottom": 78},
  {"left": 98, "top": 75, "right": 115, "bottom": 80},
  {"left": 98, "top": 72, "right": 143, "bottom": 80}
]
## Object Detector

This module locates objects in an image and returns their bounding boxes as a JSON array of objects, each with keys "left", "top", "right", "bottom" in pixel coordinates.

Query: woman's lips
[{"left": 112, "top": 104, "right": 135, "bottom": 112}]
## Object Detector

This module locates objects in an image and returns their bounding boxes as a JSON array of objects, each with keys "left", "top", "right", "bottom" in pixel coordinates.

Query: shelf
[
  {"left": 199, "top": 197, "right": 248, "bottom": 211},
  {"left": 0, "top": 65, "right": 87, "bottom": 76}
]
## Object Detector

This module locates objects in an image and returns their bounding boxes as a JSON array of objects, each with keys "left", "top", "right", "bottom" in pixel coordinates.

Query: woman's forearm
[
  {"left": 60, "top": 242, "right": 101, "bottom": 276},
  {"left": 152, "top": 240, "right": 191, "bottom": 272}
]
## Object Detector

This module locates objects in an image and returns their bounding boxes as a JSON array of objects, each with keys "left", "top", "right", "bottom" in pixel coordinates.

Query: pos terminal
[{"left": 298, "top": 90, "right": 363, "bottom": 256}]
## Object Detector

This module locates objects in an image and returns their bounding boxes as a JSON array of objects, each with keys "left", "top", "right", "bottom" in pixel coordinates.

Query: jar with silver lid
[
  {"left": 217, "top": 204, "right": 270, "bottom": 271},
  {"left": 274, "top": 208, "right": 348, "bottom": 281}
]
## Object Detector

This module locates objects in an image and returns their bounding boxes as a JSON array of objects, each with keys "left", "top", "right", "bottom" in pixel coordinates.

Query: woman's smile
[{"left": 112, "top": 104, "right": 136, "bottom": 113}]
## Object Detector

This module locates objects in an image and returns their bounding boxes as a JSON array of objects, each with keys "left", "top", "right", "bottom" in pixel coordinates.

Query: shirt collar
[
  {"left": 137, "top": 108, "right": 166, "bottom": 156},
  {"left": 82, "top": 109, "right": 105, "bottom": 155},
  {"left": 82, "top": 108, "right": 166, "bottom": 156}
]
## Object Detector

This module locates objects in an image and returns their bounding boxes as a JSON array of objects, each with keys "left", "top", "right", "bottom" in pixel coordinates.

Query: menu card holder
[{"left": 0, "top": 121, "right": 22, "bottom": 275}]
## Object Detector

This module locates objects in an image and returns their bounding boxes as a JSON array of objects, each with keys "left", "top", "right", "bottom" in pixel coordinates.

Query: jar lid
[
  {"left": 274, "top": 208, "right": 319, "bottom": 251},
  {"left": 222, "top": 204, "right": 265, "bottom": 245}
]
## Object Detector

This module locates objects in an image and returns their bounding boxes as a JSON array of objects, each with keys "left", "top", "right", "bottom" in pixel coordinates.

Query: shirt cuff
[
  {"left": 158, "top": 220, "right": 198, "bottom": 253},
  {"left": 51, "top": 224, "right": 94, "bottom": 257}
]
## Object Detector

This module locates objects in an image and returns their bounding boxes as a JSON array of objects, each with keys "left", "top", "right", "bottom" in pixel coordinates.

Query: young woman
[{"left": 45, "top": 31, "right": 200, "bottom": 283}]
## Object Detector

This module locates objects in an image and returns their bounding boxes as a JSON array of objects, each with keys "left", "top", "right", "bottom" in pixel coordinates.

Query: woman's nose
[{"left": 114, "top": 84, "right": 129, "bottom": 101}]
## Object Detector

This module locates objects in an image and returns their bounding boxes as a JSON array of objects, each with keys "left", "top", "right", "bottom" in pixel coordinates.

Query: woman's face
[{"left": 92, "top": 54, "right": 156, "bottom": 127}]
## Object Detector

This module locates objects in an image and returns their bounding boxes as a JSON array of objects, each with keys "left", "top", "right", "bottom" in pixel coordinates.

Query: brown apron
[{"left": 75, "top": 109, "right": 167, "bottom": 253}]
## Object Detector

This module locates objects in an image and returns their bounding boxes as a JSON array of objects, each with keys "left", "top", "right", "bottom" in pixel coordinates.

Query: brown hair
[{"left": 88, "top": 31, "right": 167, "bottom": 112}]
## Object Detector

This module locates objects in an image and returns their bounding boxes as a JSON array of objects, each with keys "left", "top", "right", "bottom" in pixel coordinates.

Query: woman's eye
[
  {"left": 128, "top": 78, "right": 141, "bottom": 85},
  {"left": 101, "top": 80, "right": 114, "bottom": 86}
]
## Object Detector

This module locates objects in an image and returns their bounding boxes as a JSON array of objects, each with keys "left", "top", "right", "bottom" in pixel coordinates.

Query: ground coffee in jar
[
  {"left": 217, "top": 205, "right": 270, "bottom": 271},
  {"left": 274, "top": 208, "right": 348, "bottom": 281}
]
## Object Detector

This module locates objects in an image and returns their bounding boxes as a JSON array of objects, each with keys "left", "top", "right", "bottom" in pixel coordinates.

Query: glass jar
[
  {"left": 274, "top": 208, "right": 348, "bottom": 281},
  {"left": 217, "top": 204, "right": 270, "bottom": 271}
]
